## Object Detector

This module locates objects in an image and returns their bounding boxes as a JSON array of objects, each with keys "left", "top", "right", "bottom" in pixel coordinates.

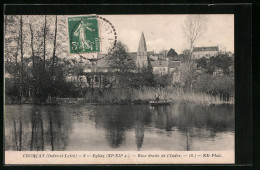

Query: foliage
[
  {"left": 195, "top": 54, "right": 233, "bottom": 75},
  {"left": 179, "top": 60, "right": 197, "bottom": 89},
  {"left": 196, "top": 57, "right": 207, "bottom": 69},
  {"left": 5, "top": 57, "right": 75, "bottom": 103},
  {"left": 193, "top": 72, "right": 234, "bottom": 95},
  {"left": 207, "top": 54, "right": 233, "bottom": 75},
  {"left": 107, "top": 41, "right": 136, "bottom": 73},
  {"left": 106, "top": 41, "right": 137, "bottom": 88},
  {"left": 154, "top": 74, "right": 171, "bottom": 87}
]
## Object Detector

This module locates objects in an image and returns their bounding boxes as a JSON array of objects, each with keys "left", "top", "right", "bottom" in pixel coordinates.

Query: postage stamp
[{"left": 68, "top": 15, "right": 100, "bottom": 54}]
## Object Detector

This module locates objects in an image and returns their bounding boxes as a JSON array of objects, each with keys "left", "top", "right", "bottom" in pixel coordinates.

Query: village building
[
  {"left": 64, "top": 32, "right": 183, "bottom": 87},
  {"left": 151, "top": 60, "right": 168, "bottom": 75},
  {"left": 192, "top": 46, "right": 219, "bottom": 59}
]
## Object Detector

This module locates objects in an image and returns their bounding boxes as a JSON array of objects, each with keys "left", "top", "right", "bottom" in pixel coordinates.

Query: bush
[{"left": 193, "top": 73, "right": 234, "bottom": 95}]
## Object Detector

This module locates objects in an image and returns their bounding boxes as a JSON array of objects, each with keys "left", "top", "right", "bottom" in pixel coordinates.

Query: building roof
[
  {"left": 169, "top": 61, "right": 181, "bottom": 68},
  {"left": 147, "top": 51, "right": 154, "bottom": 56},
  {"left": 167, "top": 48, "right": 178, "bottom": 57},
  {"left": 193, "top": 46, "right": 219, "bottom": 52},
  {"left": 150, "top": 60, "right": 168, "bottom": 67},
  {"left": 97, "top": 58, "right": 109, "bottom": 68}
]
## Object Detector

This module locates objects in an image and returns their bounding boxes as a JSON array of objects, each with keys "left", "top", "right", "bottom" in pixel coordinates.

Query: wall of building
[
  {"left": 192, "top": 51, "right": 218, "bottom": 59},
  {"left": 153, "top": 67, "right": 168, "bottom": 75}
]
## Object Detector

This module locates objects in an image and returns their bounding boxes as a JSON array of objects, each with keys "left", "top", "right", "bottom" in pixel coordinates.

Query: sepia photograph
[{"left": 4, "top": 14, "right": 235, "bottom": 164}]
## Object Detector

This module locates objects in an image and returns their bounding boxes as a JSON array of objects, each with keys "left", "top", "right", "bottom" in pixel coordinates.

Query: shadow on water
[
  {"left": 93, "top": 105, "right": 152, "bottom": 150},
  {"left": 177, "top": 104, "right": 234, "bottom": 150},
  {"left": 5, "top": 103, "right": 234, "bottom": 151},
  {"left": 30, "top": 106, "right": 44, "bottom": 151},
  {"left": 5, "top": 105, "right": 72, "bottom": 151}
]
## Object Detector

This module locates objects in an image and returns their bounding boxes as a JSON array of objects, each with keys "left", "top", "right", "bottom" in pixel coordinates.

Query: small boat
[{"left": 149, "top": 100, "right": 171, "bottom": 106}]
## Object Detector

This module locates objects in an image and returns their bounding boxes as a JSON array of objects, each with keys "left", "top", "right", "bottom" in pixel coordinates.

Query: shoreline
[
  {"left": 5, "top": 88, "right": 234, "bottom": 106},
  {"left": 5, "top": 98, "right": 234, "bottom": 106}
]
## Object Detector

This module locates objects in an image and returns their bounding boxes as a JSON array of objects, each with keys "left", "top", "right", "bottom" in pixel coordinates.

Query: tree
[
  {"left": 106, "top": 41, "right": 136, "bottom": 87},
  {"left": 154, "top": 74, "right": 171, "bottom": 87},
  {"left": 207, "top": 54, "right": 233, "bottom": 75},
  {"left": 43, "top": 15, "right": 47, "bottom": 69},
  {"left": 158, "top": 49, "right": 168, "bottom": 59},
  {"left": 52, "top": 15, "right": 58, "bottom": 73},
  {"left": 130, "top": 61, "right": 156, "bottom": 88},
  {"left": 183, "top": 15, "right": 208, "bottom": 58},
  {"left": 19, "top": 15, "right": 24, "bottom": 101},
  {"left": 179, "top": 61, "right": 197, "bottom": 90},
  {"left": 196, "top": 57, "right": 207, "bottom": 69},
  {"left": 107, "top": 41, "right": 136, "bottom": 73}
]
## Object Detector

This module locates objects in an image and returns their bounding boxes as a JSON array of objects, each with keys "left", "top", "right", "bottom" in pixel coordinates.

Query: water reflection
[
  {"left": 5, "top": 104, "right": 234, "bottom": 151},
  {"left": 5, "top": 105, "right": 72, "bottom": 151},
  {"left": 30, "top": 107, "right": 44, "bottom": 151}
]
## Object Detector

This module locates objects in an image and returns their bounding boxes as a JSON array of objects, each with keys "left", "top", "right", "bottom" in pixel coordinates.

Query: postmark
[{"left": 68, "top": 15, "right": 117, "bottom": 59}]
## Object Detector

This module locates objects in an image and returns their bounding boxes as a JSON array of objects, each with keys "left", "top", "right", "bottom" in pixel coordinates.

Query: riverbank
[{"left": 5, "top": 88, "right": 234, "bottom": 106}]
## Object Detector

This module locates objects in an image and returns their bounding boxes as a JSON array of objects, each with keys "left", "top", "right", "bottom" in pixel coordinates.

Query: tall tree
[
  {"left": 107, "top": 41, "right": 136, "bottom": 74},
  {"left": 106, "top": 41, "right": 136, "bottom": 87},
  {"left": 179, "top": 61, "right": 197, "bottom": 90},
  {"left": 19, "top": 15, "right": 24, "bottom": 101},
  {"left": 52, "top": 15, "right": 58, "bottom": 73},
  {"left": 29, "top": 23, "right": 35, "bottom": 70},
  {"left": 43, "top": 15, "right": 47, "bottom": 68},
  {"left": 183, "top": 15, "right": 208, "bottom": 58},
  {"left": 15, "top": 30, "right": 20, "bottom": 79}
]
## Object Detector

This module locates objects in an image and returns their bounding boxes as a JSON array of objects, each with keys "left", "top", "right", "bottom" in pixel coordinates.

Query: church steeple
[
  {"left": 138, "top": 32, "right": 147, "bottom": 53},
  {"left": 136, "top": 32, "right": 148, "bottom": 68}
]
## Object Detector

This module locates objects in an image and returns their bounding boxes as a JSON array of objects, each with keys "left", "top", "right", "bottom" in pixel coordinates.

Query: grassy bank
[
  {"left": 83, "top": 87, "right": 234, "bottom": 105},
  {"left": 5, "top": 88, "right": 234, "bottom": 105}
]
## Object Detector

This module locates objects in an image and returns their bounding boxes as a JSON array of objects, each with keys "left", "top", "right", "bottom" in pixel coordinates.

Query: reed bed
[{"left": 83, "top": 87, "right": 234, "bottom": 105}]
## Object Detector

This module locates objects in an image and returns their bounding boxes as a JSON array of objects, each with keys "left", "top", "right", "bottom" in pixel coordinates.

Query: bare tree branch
[{"left": 183, "top": 15, "right": 208, "bottom": 58}]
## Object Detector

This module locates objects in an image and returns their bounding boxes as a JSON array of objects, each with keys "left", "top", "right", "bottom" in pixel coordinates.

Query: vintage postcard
[{"left": 4, "top": 14, "right": 234, "bottom": 164}]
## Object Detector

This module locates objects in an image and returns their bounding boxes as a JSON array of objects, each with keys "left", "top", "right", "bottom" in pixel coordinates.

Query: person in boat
[{"left": 155, "top": 92, "right": 160, "bottom": 102}]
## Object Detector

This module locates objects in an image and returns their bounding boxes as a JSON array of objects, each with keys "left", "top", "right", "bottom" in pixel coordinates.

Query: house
[
  {"left": 192, "top": 46, "right": 219, "bottom": 59},
  {"left": 167, "top": 48, "right": 180, "bottom": 61},
  {"left": 150, "top": 60, "right": 168, "bottom": 75},
  {"left": 64, "top": 32, "right": 183, "bottom": 87},
  {"left": 149, "top": 55, "right": 159, "bottom": 61}
]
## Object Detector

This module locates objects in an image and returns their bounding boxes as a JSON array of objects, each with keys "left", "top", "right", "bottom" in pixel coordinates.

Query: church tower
[{"left": 136, "top": 32, "right": 148, "bottom": 68}]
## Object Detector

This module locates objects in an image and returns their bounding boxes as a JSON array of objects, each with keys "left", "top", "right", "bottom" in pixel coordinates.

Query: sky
[
  {"left": 100, "top": 14, "right": 234, "bottom": 54},
  {"left": 4, "top": 14, "right": 234, "bottom": 60}
]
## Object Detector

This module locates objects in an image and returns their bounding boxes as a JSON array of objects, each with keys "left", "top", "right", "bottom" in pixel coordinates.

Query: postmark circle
[{"left": 68, "top": 15, "right": 117, "bottom": 60}]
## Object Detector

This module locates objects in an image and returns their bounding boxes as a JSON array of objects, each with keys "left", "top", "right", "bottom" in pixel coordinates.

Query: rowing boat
[{"left": 149, "top": 100, "right": 171, "bottom": 106}]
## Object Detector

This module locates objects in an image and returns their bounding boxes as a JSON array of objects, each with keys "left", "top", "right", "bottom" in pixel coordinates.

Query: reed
[{"left": 83, "top": 87, "right": 234, "bottom": 105}]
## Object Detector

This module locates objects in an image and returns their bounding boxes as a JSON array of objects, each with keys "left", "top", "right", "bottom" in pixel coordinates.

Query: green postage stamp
[{"left": 68, "top": 15, "right": 100, "bottom": 54}]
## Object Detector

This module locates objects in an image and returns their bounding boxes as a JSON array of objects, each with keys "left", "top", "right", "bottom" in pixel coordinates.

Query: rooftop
[
  {"left": 169, "top": 61, "right": 181, "bottom": 68},
  {"left": 167, "top": 48, "right": 178, "bottom": 57},
  {"left": 193, "top": 46, "right": 219, "bottom": 52},
  {"left": 150, "top": 60, "right": 168, "bottom": 67}
]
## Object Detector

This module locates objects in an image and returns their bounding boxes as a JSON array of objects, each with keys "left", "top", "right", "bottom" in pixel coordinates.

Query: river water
[{"left": 5, "top": 104, "right": 234, "bottom": 151}]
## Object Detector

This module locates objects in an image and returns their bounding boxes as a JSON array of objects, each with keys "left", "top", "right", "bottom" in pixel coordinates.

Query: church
[
  {"left": 94, "top": 32, "right": 182, "bottom": 74},
  {"left": 65, "top": 32, "right": 182, "bottom": 88}
]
